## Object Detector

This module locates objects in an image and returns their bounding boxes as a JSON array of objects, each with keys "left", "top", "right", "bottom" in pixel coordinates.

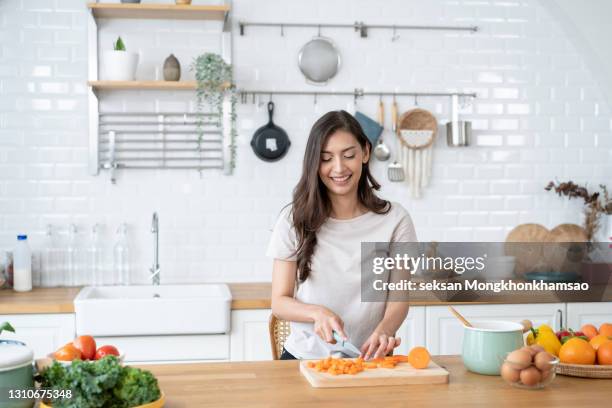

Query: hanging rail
[
  {"left": 238, "top": 21, "right": 479, "bottom": 37},
  {"left": 238, "top": 88, "right": 477, "bottom": 101}
]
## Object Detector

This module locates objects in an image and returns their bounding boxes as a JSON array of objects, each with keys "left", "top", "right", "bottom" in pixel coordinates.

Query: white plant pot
[{"left": 103, "top": 50, "right": 139, "bottom": 81}]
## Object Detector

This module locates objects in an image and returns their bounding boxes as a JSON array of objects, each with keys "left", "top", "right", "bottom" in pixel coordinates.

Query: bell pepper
[{"left": 526, "top": 325, "right": 562, "bottom": 356}]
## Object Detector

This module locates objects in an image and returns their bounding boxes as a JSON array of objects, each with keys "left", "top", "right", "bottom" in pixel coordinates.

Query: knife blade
[{"left": 332, "top": 331, "right": 361, "bottom": 358}]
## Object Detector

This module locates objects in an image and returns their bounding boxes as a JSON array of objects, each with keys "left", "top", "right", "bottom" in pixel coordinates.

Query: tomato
[
  {"left": 73, "top": 335, "right": 96, "bottom": 360},
  {"left": 95, "top": 345, "right": 120, "bottom": 360},
  {"left": 55, "top": 343, "right": 82, "bottom": 361}
]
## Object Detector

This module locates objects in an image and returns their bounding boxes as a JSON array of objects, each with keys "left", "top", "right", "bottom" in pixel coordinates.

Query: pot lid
[{"left": 0, "top": 340, "right": 33, "bottom": 371}]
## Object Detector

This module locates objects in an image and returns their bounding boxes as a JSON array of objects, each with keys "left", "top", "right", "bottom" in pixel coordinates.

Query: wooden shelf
[
  {"left": 87, "top": 3, "right": 230, "bottom": 21},
  {"left": 88, "top": 80, "right": 232, "bottom": 90}
]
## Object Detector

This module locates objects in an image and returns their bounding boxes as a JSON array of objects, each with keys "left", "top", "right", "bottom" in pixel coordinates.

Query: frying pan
[{"left": 251, "top": 102, "right": 291, "bottom": 162}]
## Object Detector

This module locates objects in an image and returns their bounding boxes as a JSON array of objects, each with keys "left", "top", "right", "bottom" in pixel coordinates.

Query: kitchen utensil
[
  {"left": 0, "top": 340, "right": 34, "bottom": 408},
  {"left": 446, "top": 94, "right": 471, "bottom": 146},
  {"left": 523, "top": 271, "right": 580, "bottom": 283},
  {"left": 505, "top": 223, "right": 549, "bottom": 276},
  {"left": 397, "top": 108, "right": 437, "bottom": 198},
  {"left": 448, "top": 306, "right": 472, "bottom": 327},
  {"left": 297, "top": 36, "right": 341, "bottom": 85},
  {"left": 387, "top": 100, "right": 405, "bottom": 181},
  {"left": 332, "top": 331, "right": 361, "bottom": 358},
  {"left": 461, "top": 320, "right": 526, "bottom": 375},
  {"left": 373, "top": 101, "right": 390, "bottom": 161},
  {"left": 250, "top": 102, "right": 291, "bottom": 162},
  {"left": 299, "top": 359, "right": 449, "bottom": 388},
  {"left": 354, "top": 111, "right": 383, "bottom": 146}
]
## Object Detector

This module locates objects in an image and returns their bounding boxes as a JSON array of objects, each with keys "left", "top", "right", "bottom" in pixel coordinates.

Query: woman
[{"left": 267, "top": 110, "right": 417, "bottom": 360}]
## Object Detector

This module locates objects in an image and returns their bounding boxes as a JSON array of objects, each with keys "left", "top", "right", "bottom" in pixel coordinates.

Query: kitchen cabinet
[
  {"left": 0, "top": 313, "right": 75, "bottom": 359},
  {"left": 425, "top": 303, "right": 565, "bottom": 355},
  {"left": 566, "top": 302, "right": 612, "bottom": 329},
  {"left": 394, "top": 306, "right": 426, "bottom": 355},
  {"left": 230, "top": 309, "right": 273, "bottom": 361}
]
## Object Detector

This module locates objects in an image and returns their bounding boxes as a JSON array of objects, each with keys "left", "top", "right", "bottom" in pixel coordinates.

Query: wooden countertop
[
  {"left": 1, "top": 281, "right": 610, "bottom": 315},
  {"left": 140, "top": 356, "right": 611, "bottom": 407},
  {"left": 0, "top": 283, "right": 271, "bottom": 314}
]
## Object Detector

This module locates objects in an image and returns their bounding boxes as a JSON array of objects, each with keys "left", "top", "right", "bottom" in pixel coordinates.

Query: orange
[
  {"left": 408, "top": 346, "right": 431, "bottom": 369},
  {"left": 597, "top": 341, "right": 612, "bottom": 365},
  {"left": 559, "top": 337, "right": 596, "bottom": 365},
  {"left": 599, "top": 323, "right": 612, "bottom": 338},
  {"left": 580, "top": 324, "right": 598, "bottom": 340},
  {"left": 589, "top": 334, "right": 612, "bottom": 351}
]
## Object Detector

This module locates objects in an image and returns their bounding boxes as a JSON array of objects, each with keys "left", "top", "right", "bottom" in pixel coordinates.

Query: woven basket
[{"left": 556, "top": 363, "right": 612, "bottom": 379}]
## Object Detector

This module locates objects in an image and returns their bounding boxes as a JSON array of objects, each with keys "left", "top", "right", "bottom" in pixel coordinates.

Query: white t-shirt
[{"left": 266, "top": 201, "right": 417, "bottom": 359}]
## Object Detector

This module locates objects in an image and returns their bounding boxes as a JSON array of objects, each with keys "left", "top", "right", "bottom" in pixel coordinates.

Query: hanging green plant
[{"left": 190, "top": 53, "right": 237, "bottom": 172}]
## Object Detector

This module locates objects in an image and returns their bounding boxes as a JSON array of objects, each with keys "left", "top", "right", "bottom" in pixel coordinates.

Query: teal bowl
[{"left": 462, "top": 321, "right": 525, "bottom": 376}]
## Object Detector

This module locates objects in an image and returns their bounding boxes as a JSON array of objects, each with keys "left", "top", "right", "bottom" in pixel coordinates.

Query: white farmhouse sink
[{"left": 74, "top": 284, "right": 232, "bottom": 336}]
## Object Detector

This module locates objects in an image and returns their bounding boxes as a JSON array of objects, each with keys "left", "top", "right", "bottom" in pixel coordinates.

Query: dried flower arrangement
[{"left": 545, "top": 181, "right": 612, "bottom": 241}]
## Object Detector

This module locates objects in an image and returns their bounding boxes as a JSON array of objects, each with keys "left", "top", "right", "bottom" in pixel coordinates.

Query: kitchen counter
[
  {"left": 2, "top": 281, "right": 611, "bottom": 314},
  {"left": 0, "top": 283, "right": 272, "bottom": 314},
  {"left": 140, "top": 355, "right": 610, "bottom": 407}
]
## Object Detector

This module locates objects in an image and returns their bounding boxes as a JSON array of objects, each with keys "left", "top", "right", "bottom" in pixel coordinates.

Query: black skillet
[{"left": 250, "top": 102, "right": 290, "bottom": 162}]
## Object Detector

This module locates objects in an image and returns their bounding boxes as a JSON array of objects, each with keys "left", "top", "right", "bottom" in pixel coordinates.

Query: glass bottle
[
  {"left": 65, "top": 224, "right": 78, "bottom": 287},
  {"left": 42, "top": 225, "right": 57, "bottom": 287},
  {"left": 89, "top": 224, "right": 104, "bottom": 286},
  {"left": 113, "top": 223, "right": 130, "bottom": 285}
]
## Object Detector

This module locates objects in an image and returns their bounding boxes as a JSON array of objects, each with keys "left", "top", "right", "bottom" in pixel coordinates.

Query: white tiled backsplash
[{"left": 0, "top": 0, "right": 610, "bottom": 283}]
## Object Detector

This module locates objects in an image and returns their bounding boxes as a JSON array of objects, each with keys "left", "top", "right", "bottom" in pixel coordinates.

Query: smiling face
[{"left": 318, "top": 130, "right": 370, "bottom": 197}]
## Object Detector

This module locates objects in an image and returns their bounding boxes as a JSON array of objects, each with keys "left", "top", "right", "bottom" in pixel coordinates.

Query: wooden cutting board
[{"left": 299, "top": 359, "right": 449, "bottom": 388}]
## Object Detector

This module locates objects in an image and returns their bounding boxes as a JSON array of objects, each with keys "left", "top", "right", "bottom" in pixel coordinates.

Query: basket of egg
[{"left": 500, "top": 345, "right": 559, "bottom": 389}]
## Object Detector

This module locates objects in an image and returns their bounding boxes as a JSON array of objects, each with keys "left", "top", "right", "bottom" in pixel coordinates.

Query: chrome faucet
[{"left": 150, "top": 212, "right": 160, "bottom": 285}]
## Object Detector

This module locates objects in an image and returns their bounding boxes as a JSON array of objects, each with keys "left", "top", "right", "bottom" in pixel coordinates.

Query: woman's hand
[
  {"left": 312, "top": 306, "right": 348, "bottom": 344},
  {"left": 360, "top": 330, "right": 401, "bottom": 360}
]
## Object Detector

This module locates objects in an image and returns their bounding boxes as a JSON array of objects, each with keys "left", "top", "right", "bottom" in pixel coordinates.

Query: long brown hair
[{"left": 291, "top": 110, "right": 389, "bottom": 282}]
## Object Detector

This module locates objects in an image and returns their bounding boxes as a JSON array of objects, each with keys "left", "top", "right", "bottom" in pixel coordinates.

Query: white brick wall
[{"left": 0, "top": 0, "right": 611, "bottom": 284}]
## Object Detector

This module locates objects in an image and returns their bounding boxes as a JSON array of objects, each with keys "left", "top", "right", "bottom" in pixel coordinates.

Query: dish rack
[{"left": 95, "top": 110, "right": 232, "bottom": 183}]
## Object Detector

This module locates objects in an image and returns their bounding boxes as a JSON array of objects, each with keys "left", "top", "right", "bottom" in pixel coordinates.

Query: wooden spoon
[{"left": 448, "top": 306, "right": 473, "bottom": 327}]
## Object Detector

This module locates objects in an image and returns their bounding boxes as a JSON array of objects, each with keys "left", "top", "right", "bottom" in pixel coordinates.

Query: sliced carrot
[
  {"left": 392, "top": 355, "right": 409, "bottom": 363},
  {"left": 408, "top": 347, "right": 431, "bottom": 369}
]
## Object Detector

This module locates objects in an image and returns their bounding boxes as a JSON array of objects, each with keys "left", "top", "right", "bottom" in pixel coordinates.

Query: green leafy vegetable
[
  {"left": 39, "top": 356, "right": 160, "bottom": 408},
  {"left": 0, "top": 321, "right": 15, "bottom": 336},
  {"left": 113, "top": 36, "right": 126, "bottom": 51}
]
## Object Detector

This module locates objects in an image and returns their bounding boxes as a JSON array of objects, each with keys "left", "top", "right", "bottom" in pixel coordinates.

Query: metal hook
[
  {"left": 317, "top": 24, "right": 321, "bottom": 36},
  {"left": 280, "top": 24, "right": 284, "bottom": 37},
  {"left": 379, "top": 93, "right": 383, "bottom": 102},
  {"left": 414, "top": 95, "right": 418, "bottom": 106},
  {"left": 391, "top": 25, "right": 399, "bottom": 42},
  {"left": 393, "top": 93, "right": 397, "bottom": 103},
  {"left": 314, "top": 93, "right": 317, "bottom": 105},
  {"left": 269, "top": 93, "right": 273, "bottom": 102},
  {"left": 183, "top": 113, "right": 187, "bottom": 125}
]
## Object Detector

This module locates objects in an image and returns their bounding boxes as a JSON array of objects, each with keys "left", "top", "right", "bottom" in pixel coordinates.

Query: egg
[
  {"left": 520, "top": 346, "right": 537, "bottom": 357},
  {"left": 534, "top": 351, "right": 555, "bottom": 371},
  {"left": 501, "top": 362, "right": 520, "bottom": 383},
  {"left": 520, "top": 366, "right": 542, "bottom": 386},
  {"left": 530, "top": 345, "right": 545, "bottom": 354},
  {"left": 506, "top": 349, "right": 532, "bottom": 369}
]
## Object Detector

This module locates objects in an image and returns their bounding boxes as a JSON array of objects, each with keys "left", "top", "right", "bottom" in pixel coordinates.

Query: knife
[{"left": 332, "top": 331, "right": 361, "bottom": 358}]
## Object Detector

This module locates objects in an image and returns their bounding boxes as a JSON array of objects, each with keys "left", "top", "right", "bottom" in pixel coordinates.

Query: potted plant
[
  {"left": 0, "top": 322, "right": 35, "bottom": 408},
  {"left": 103, "top": 36, "right": 139, "bottom": 81},
  {"left": 190, "top": 53, "right": 237, "bottom": 170},
  {"left": 545, "top": 181, "right": 612, "bottom": 242}
]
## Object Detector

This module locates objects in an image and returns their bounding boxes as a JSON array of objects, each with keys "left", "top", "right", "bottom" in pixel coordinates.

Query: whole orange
[
  {"left": 597, "top": 341, "right": 612, "bottom": 365},
  {"left": 589, "top": 334, "right": 612, "bottom": 351},
  {"left": 599, "top": 323, "right": 612, "bottom": 338},
  {"left": 580, "top": 324, "right": 598, "bottom": 340},
  {"left": 559, "top": 337, "right": 596, "bottom": 365}
]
